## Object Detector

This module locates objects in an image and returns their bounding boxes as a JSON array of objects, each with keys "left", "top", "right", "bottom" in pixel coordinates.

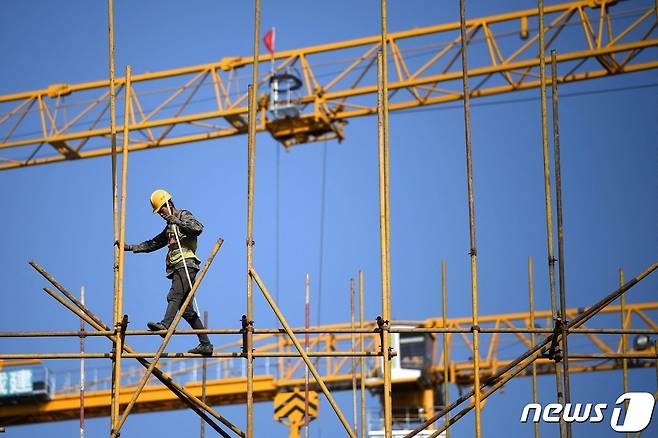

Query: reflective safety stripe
[{"left": 166, "top": 223, "right": 200, "bottom": 266}]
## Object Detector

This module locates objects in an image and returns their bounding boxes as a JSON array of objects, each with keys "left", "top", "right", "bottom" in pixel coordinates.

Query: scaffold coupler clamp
[
  {"left": 118, "top": 314, "right": 129, "bottom": 345},
  {"left": 241, "top": 314, "right": 254, "bottom": 355},
  {"left": 376, "top": 316, "right": 394, "bottom": 358},
  {"left": 542, "top": 317, "right": 564, "bottom": 362}
]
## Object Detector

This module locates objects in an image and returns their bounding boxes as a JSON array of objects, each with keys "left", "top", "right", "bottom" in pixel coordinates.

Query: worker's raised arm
[
  {"left": 129, "top": 228, "right": 168, "bottom": 253},
  {"left": 169, "top": 210, "right": 203, "bottom": 237}
]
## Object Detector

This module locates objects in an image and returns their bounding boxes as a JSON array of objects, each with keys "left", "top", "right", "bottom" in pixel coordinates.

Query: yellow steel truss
[{"left": 0, "top": 0, "right": 656, "bottom": 170}]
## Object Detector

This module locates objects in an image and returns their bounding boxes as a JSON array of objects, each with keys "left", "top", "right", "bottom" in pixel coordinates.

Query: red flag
[{"left": 263, "top": 28, "right": 275, "bottom": 54}]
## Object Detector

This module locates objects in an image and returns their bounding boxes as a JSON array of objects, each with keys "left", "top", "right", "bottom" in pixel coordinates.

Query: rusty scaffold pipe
[
  {"left": 250, "top": 268, "right": 357, "bottom": 438},
  {"left": 377, "top": 1, "right": 394, "bottom": 429},
  {"left": 441, "top": 261, "right": 450, "bottom": 438},
  {"left": 550, "top": 49, "right": 573, "bottom": 435},
  {"left": 528, "top": 257, "right": 540, "bottom": 438},
  {"left": 457, "top": 0, "right": 483, "bottom": 436},
  {"left": 245, "top": 1, "right": 261, "bottom": 435},
  {"left": 404, "top": 262, "right": 658, "bottom": 438},
  {"left": 107, "top": 0, "right": 121, "bottom": 432},
  {"left": 537, "top": 1, "right": 567, "bottom": 436},
  {"left": 31, "top": 266, "right": 241, "bottom": 437}
]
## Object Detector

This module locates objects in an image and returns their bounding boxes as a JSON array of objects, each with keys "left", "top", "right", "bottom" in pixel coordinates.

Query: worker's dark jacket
[{"left": 132, "top": 209, "right": 203, "bottom": 278}]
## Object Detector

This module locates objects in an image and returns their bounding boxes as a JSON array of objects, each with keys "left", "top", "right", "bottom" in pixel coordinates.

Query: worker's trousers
[{"left": 162, "top": 267, "right": 211, "bottom": 345}]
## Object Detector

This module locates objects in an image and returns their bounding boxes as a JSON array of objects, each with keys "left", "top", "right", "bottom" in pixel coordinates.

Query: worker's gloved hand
[
  {"left": 114, "top": 240, "right": 134, "bottom": 252},
  {"left": 165, "top": 215, "right": 181, "bottom": 226}
]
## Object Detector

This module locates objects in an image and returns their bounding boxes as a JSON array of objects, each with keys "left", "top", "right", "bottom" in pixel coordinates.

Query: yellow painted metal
[
  {"left": 528, "top": 257, "right": 540, "bottom": 438},
  {"left": 111, "top": 63, "right": 130, "bottom": 435},
  {"left": 378, "top": 1, "right": 394, "bottom": 434},
  {"left": 0, "top": 1, "right": 655, "bottom": 169},
  {"left": 457, "top": 0, "right": 483, "bottom": 436},
  {"left": 1, "top": 301, "right": 656, "bottom": 426},
  {"left": 620, "top": 268, "right": 630, "bottom": 438},
  {"left": 108, "top": 0, "right": 120, "bottom": 432},
  {"left": 246, "top": 3, "right": 262, "bottom": 436},
  {"left": 29, "top": 264, "right": 244, "bottom": 436},
  {"left": 274, "top": 389, "right": 319, "bottom": 438},
  {"left": 376, "top": 47, "right": 394, "bottom": 438},
  {"left": 359, "top": 271, "right": 366, "bottom": 438},
  {"left": 538, "top": 1, "right": 567, "bottom": 436},
  {"left": 441, "top": 261, "right": 450, "bottom": 437},
  {"left": 251, "top": 267, "right": 357, "bottom": 438}
]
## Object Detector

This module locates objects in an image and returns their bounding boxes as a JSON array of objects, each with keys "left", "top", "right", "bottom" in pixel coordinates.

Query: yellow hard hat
[{"left": 150, "top": 189, "right": 172, "bottom": 213}]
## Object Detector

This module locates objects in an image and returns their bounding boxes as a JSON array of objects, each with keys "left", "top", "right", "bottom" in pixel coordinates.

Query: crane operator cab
[
  {"left": 265, "top": 68, "right": 346, "bottom": 148},
  {"left": 268, "top": 71, "right": 303, "bottom": 120}
]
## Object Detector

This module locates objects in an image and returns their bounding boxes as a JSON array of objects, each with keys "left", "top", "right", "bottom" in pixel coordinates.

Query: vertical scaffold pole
[
  {"left": 351, "top": 278, "right": 358, "bottom": 435},
  {"left": 537, "top": 2, "right": 566, "bottom": 437},
  {"left": 107, "top": 0, "right": 120, "bottom": 432},
  {"left": 201, "top": 310, "right": 209, "bottom": 438},
  {"left": 619, "top": 268, "right": 629, "bottom": 438},
  {"left": 359, "top": 271, "right": 366, "bottom": 438},
  {"left": 551, "top": 50, "right": 572, "bottom": 428},
  {"left": 111, "top": 65, "right": 131, "bottom": 436},
  {"left": 305, "top": 273, "right": 310, "bottom": 438},
  {"left": 79, "top": 286, "right": 85, "bottom": 438},
  {"left": 458, "top": 0, "right": 482, "bottom": 436},
  {"left": 378, "top": 1, "right": 393, "bottom": 435},
  {"left": 376, "top": 47, "right": 393, "bottom": 438},
  {"left": 528, "top": 257, "right": 540, "bottom": 438},
  {"left": 441, "top": 261, "right": 450, "bottom": 438},
  {"left": 246, "top": 84, "right": 256, "bottom": 438},
  {"left": 246, "top": 1, "right": 261, "bottom": 435},
  {"left": 441, "top": 260, "right": 450, "bottom": 438}
]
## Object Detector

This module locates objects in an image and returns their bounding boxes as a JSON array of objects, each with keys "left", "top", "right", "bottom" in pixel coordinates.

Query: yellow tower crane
[{"left": 0, "top": 0, "right": 656, "bottom": 170}]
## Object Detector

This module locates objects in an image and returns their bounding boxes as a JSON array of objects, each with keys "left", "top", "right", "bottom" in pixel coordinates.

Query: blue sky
[{"left": 0, "top": 0, "right": 657, "bottom": 437}]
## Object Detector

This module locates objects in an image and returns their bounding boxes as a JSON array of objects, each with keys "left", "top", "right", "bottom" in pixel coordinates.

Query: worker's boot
[
  {"left": 188, "top": 343, "right": 213, "bottom": 355},
  {"left": 147, "top": 321, "right": 167, "bottom": 338}
]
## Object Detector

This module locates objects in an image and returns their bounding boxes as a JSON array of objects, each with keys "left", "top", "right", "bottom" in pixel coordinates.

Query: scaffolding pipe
[
  {"left": 528, "top": 257, "right": 539, "bottom": 438},
  {"left": 4, "top": 325, "right": 658, "bottom": 338},
  {"left": 441, "top": 261, "right": 450, "bottom": 438},
  {"left": 457, "top": 0, "right": 483, "bottom": 436},
  {"left": 6, "top": 351, "right": 655, "bottom": 360},
  {"left": 111, "top": 239, "right": 224, "bottom": 438},
  {"left": 351, "top": 278, "right": 358, "bottom": 435},
  {"left": 551, "top": 49, "right": 573, "bottom": 432},
  {"left": 376, "top": 47, "right": 394, "bottom": 438},
  {"left": 404, "top": 261, "right": 658, "bottom": 437},
  {"left": 359, "top": 270, "right": 366, "bottom": 438},
  {"left": 200, "top": 311, "right": 208, "bottom": 438},
  {"left": 620, "top": 268, "right": 629, "bottom": 438},
  {"left": 110, "top": 63, "right": 131, "bottom": 435},
  {"left": 107, "top": 0, "right": 120, "bottom": 431},
  {"left": 538, "top": 1, "right": 567, "bottom": 437},
  {"left": 79, "top": 286, "right": 85, "bottom": 438},
  {"left": 3, "top": 324, "right": 658, "bottom": 337},
  {"left": 378, "top": 0, "right": 394, "bottom": 436},
  {"left": 246, "top": 0, "right": 262, "bottom": 435},
  {"left": 39, "top": 286, "right": 237, "bottom": 437},
  {"left": 305, "top": 273, "right": 310, "bottom": 438},
  {"left": 251, "top": 267, "right": 357, "bottom": 438}
]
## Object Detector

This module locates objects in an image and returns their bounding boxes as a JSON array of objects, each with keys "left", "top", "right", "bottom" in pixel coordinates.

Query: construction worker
[{"left": 122, "top": 189, "right": 213, "bottom": 355}]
